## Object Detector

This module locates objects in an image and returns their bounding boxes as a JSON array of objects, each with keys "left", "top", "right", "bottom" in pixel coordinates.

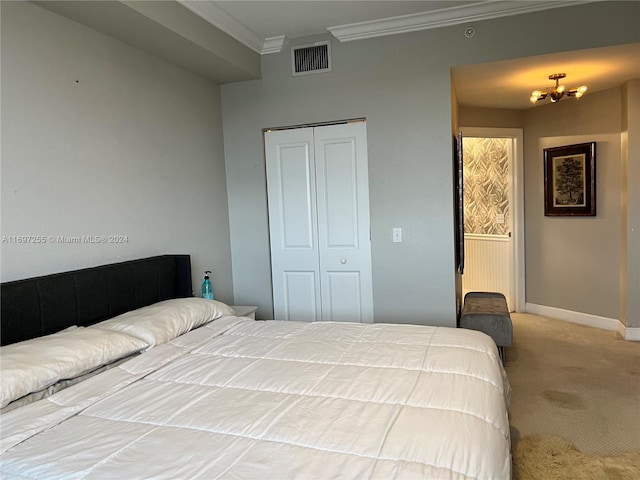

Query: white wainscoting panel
[{"left": 462, "top": 234, "right": 512, "bottom": 310}]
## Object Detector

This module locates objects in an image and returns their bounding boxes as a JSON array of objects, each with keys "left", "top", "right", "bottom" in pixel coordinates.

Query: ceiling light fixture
[{"left": 530, "top": 73, "right": 587, "bottom": 104}]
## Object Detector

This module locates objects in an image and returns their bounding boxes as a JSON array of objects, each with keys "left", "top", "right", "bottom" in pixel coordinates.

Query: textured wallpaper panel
[{"left": 463, "top": 137, "right": 510, "bottom": 235}]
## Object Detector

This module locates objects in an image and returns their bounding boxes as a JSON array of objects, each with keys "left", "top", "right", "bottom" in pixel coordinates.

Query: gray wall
[
  {"left": 223, "top": 32, "right": 457, "bottom": 325},
  {"left": 221, "top": 2, "right": 640, "bottom": 324},
  {"left": 1, "top": 2, "right": 234, "bottom": 302},
  {"left": 459, "top": 108, "right": 524, "bottom": 130},
  {"left": 620, "top": 80, "right": 640, "bottom": 331},
  {"left": 523, "top": 88, "right": 623, "bottom": 320}
]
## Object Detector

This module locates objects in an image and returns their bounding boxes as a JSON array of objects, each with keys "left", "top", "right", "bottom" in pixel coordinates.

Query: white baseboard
[
  {"left": 623, "top": 327, "right": 640, "bottom": 341},
  {"left": 524, "top": 302, "right": 625, "bottom": 334}
]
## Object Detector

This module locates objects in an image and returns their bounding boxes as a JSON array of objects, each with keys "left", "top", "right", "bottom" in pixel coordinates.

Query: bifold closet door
[{"left": 265, "top": 122, "right": 373, "bottom": 323}]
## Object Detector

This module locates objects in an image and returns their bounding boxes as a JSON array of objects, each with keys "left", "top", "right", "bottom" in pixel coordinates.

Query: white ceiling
[{"left": 180, "top": 0, "right": 640, "bottom": 110}]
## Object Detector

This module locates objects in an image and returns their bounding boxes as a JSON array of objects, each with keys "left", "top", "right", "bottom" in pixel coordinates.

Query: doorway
[
  {"left": 264, "top": 121, "right": 374, "bottom": 322},
  {"left": 461, "top": 127, "right": 524, "bottom": 312}
]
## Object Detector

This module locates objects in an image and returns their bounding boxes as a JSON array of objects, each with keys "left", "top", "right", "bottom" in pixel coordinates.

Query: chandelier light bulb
[
  {"left": 529, "top": 73, "right": 587, "bottom": 104},
  {"left": 575, "top": 86, "right": 588, "bottom": 98}
]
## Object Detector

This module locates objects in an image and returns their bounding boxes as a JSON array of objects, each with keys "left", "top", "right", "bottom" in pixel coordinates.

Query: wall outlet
[{"left": 496, "top": 213, "right": 505, "bottom": 224}]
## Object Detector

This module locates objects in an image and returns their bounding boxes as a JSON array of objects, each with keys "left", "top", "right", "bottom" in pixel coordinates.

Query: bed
[{"left": 0, "top": 255, "right": 511, "bottom": 479}]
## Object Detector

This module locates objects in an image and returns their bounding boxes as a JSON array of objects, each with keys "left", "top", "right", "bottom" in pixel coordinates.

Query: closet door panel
[
  {"left": 265, "top": 128, "right": 321, "bottom": 321},
  {"left": 321, "top": 141, "right": 358, "bottom": 248},
  {"left": 282, "top": 271, "right": 319, "bottom": 322},
  {"left": 315, "top": 123, "right": 373, "bottom": 323},
  {"left": 325, "top": 271, "right": 362, "bottom": 322}
]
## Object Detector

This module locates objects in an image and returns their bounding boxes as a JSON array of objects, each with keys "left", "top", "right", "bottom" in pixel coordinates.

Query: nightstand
[{"left": 232, "top": 305, "right": 258, "bottom": 319}]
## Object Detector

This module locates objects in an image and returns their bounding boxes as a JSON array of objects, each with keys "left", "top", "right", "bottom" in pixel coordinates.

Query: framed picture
[{"left": 544, "top": 142, "right": 596, "bottom": 216}]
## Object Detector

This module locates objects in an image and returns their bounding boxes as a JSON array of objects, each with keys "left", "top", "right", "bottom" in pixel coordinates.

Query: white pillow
[
  {"left": 0, "top": 327, "right": 148, "bottom": 409},
  {"left": 90, "top": 298, "right": 235, "bottom": 349}
]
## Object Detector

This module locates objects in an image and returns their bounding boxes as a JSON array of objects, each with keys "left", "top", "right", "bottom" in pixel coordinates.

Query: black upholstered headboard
[{"left": 1, "top": 255, "right": 192, "bottom": 346}]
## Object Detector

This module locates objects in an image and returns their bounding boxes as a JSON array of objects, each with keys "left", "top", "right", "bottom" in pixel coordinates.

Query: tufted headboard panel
[{"left": 1, "top": 255, "right": 192, "bottom": 346}]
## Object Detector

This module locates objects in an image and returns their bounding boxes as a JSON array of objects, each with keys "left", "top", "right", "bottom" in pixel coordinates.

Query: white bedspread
[{"left": 0, "top": 317, "right": 511, "bottom": 479}]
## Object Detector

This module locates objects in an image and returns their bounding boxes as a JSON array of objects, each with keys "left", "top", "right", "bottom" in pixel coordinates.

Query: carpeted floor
[
  {"left": 512, "top": 434, "right": 640, "bottom": 480},
  {"left": 505, "top": 314, "right": 640, "bottom": 456}
]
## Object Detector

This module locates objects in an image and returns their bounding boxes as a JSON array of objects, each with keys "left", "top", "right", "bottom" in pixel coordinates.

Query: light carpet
[
  {"left": 505, "top": 313, "right": 640, "bottom": 456},
  {"left": 513, "top": 434, "right": 640, "bottom": 480}
]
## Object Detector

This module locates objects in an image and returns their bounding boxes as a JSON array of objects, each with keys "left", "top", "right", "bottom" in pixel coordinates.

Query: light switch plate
[{"left": 393, "top": 228, "right": 402, "bottom": 243}]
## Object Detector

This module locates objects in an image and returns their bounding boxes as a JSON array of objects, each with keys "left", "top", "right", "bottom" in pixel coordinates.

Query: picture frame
[{"left": 544, "top": 142, "right": 596, "bottom": 216}]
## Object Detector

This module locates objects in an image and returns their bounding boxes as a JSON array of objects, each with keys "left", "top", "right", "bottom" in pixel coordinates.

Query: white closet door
[
  {"left": 265, "top": 127, "right": 321, "bottom": 321},
  {"left": 265, "top": 122, "right": 373, "bottom": 323},
  {"left": 314, "top": 123, "right": 373, "bottom": 323}
]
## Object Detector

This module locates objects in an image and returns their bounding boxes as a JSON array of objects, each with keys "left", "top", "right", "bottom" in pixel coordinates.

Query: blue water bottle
[{"left": 201, "top": 271, "right": 214, "bottom": 300}]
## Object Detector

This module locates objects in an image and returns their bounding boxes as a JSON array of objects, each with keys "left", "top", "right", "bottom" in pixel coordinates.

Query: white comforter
[{"left": 0, "top": 317, "right": 511, "bottom": 479}]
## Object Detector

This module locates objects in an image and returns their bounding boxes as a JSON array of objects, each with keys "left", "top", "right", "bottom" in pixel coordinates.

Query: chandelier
[{"left": 530, "top": 73, "right": 587, "bottom": 104}]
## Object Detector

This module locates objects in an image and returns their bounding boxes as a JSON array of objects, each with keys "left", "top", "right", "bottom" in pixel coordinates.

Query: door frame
[{"left": 460, "top": 127, "right": 525, "bottom": 312}]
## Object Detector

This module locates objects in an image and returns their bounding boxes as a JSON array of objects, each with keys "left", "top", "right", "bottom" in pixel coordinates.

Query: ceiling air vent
[{"left": 291, "top": 41, "right": 332, "bottom": 77}]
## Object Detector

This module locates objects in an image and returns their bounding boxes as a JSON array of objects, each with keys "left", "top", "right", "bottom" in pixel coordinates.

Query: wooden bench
[{"left": 460, "top": 292, "right": 512, "bottom": 363}]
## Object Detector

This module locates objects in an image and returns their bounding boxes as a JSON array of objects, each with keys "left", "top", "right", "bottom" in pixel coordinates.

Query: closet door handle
[{"left": 340, "top": 258, "right": 347, "bottom": 264}]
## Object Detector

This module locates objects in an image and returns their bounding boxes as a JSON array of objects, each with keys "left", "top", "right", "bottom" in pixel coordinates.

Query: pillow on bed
[
  {"left": 89, "top": 298, "right": 235, "bottom": 349},
  {"left": 0, "top": 327, "right": 148, "bottom": 409},
  {"left": 1, "top": 353, "right": 138, "bottom": 413}
]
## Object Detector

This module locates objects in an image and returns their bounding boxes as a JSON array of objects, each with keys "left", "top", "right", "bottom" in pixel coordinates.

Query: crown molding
[
  {"left": 328, "top": 1, "right": 594, "bottom": 43},
  {"left": 262, "top": 36, "right": 287, "bottom": 55},
  {"left": 179, "top": 0, "right": 266, "bottom": 53},
  {"left": 180, "top": 0, "right": 594, "bottom": 55}
]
